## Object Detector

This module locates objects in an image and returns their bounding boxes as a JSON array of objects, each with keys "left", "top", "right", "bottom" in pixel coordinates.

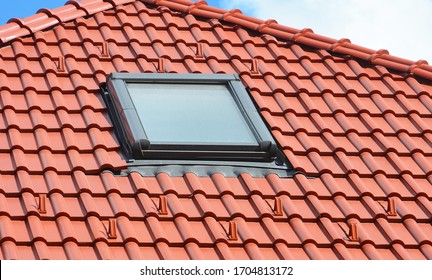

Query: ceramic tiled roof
[{"left": 0, "top": 0, "right": 431, "bottom": 260}]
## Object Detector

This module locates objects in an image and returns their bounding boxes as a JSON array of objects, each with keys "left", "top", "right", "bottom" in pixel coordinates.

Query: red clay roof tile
[{"left": 0, "top": 0, "right": 431, "bottom": 260}]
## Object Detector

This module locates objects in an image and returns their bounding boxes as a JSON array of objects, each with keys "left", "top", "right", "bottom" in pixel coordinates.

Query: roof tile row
[
  {"left": 2, "top": 191, "right": 431, "bottom": 222},
  {"left": 2, "top": 170, "right": 432, "bottom": 198},
  {"left": 0, "top": 129, "right": 118, "bottom": 152},
  {"left": 0, "top": 150, "right": 124, "bottom": 173},
  {"left": 0, "top": 110, "right": 112, "bottom": 130}
]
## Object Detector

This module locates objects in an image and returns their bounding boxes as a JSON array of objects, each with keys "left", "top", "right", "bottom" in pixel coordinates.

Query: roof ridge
[
  {"left": 148, "top": 0, "right": 432, "bottom": 80},
  {"left": 0, "top": 0, "right": 431, "bottom": 80},
  {"left": 0, "top": 0, "right": 135, "bottom": 45}
]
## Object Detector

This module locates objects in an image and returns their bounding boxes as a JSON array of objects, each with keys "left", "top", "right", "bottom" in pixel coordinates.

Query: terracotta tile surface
[{"left": 0, "top": 0, "right": 431, "bottom": 259}]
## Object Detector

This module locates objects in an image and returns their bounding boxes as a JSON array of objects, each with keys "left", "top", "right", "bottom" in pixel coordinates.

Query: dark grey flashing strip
[{"left": 120, "top": 161, "right": 298, "bottom": 178}]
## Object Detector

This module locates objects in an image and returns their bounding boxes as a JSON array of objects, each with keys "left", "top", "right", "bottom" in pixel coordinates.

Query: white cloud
[{"left": 219, "top": 0, "right": 432, "bottom": 63}]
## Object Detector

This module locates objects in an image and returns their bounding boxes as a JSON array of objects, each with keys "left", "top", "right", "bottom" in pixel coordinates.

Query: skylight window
[
  {"left": 103, "top": 73, "right": 292, "bottom": 176},
  {"left": 127, "top": 83, "right": 257, "bottom": 145}
]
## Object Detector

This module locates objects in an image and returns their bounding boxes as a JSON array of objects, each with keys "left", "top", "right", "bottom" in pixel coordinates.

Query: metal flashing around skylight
[{"left": 103, "top": 73, "right": 293, "bottom": 176}]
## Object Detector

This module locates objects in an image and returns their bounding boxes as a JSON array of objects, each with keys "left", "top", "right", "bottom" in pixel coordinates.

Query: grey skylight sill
[{"left": 123, "top": 159, "right": 298, "bottom": 178}]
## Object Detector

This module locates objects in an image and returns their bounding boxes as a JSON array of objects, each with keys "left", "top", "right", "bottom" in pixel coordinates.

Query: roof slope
[{"left": 0, "top": 0, "right": 431, "bottom": 260}]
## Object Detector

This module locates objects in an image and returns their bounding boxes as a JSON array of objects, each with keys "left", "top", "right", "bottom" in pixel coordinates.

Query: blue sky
[
  {"left": 0, "top": 0, "right": 431, "bottom": 63},
  {"left": 0, "top": 0, "right": 69, "bottom": 24},
  {"left": 0, "top": 0, "right": 226, "bottom": 25}
]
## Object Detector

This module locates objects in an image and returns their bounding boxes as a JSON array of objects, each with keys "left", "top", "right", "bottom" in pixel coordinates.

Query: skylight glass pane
[{"left": 127, "top": 83, "right": 257, "bottom": 144}]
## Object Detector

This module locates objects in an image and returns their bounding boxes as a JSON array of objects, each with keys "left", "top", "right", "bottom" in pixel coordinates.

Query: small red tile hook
[
  {"left": 157, "top": 57, "right": 165, "bottom": 73},
  {"left": 387, "top": 197, "right": 397, "bottom": 216},
  {"left": 250, "top": 58, "right": 259, "bottom": 74},
  {"left": 38, "top": 194, "right": 47, "bottom": 214},
  {"left": 348, "top": 223, "right": 359, "bottom": 241},
  {"left": 196, "top": 43, "right": 203, "bottom": 58},
  {"left": 228, "top": 221, "right": 238, "bottom": 241},
  {"left": 107, "top": 218, "right": 117, "bottom": 239},
  {"left": 57, "top": 56, "right": 65, "bottom": 72},
  {"left": 158, "top": 196, "right": 168, "bottom": 215},
  {"left": 273, "top": 197, "right": 283, "bottom": 216},
  {"left": 101, "top": 42, "right": 109, "bottom": 57}
]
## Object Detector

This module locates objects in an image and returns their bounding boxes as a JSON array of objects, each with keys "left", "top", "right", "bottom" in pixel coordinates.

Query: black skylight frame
[{"left": 102, "top": 73, "right": 289, "bottom": 171}]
